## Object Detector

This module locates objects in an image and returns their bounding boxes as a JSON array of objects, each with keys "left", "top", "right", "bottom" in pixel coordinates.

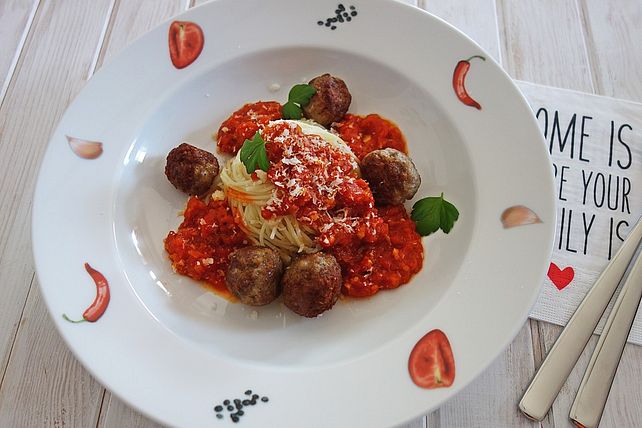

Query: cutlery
[
  {"left": 569, "top": 247, "right": 642, "bottom": 428},
  {"left": 519, "top": 216, "right": 642, "bottom": 421}
]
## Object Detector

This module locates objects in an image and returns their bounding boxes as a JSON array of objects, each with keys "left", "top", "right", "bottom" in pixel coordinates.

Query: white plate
[{"left": 32, "top": 0, "right": 555, "bottom": 426}]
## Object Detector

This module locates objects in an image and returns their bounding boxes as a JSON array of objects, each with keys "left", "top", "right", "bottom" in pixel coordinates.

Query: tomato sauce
[
  {"left": 216, "top": 101, "right": 282, "bottom": 154},
  {"left": 330, "top": 205, "right": 423, "bottom": 297},
  {"left": 261, "top": 122, "right": 384, "bottom": 247},
  {"left": 164, "top": 197, "right": 248, "bottom": 298},
  {"left": 333, "top": 113, "right": 407, "bottom": 160}
]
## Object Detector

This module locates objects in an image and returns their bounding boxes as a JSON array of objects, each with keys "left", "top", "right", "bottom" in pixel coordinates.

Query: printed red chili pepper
[
  {"left": 453, "top": 55, "right": 486, "bottom": 110},
  {"left": 63, "top": 263, "right": 110, "bottom": 323}
]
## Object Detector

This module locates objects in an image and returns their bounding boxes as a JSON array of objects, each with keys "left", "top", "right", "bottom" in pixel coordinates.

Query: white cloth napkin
[{"left": 517, "top": 82, "right": 642, "bottom": 345}]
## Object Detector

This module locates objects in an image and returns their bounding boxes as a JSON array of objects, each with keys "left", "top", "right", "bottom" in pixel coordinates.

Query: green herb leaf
[
  {"left": 281, "top": 84, "right": 317, "bottom": 119},
  {"left": 282, "top": 101, "right": 302, "bottom": 119},
  {"left": 239, "top": 131, "right": 269, "bottom": 173},
  {"left": 288, "top": 84, "right": 316, "bottom": 105},
  {"left": 411, "top": 193, "right": 460, "bottom": 236}
]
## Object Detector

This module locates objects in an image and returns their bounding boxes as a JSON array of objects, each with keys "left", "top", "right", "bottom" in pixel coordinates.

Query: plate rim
[{"left": 31, "top": 0, "right": 556, "bottom": 426}]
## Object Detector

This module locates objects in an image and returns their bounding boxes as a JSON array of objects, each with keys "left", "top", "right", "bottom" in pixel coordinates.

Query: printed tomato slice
[
  {"left": 408, "top": 329, "right": 455, "bottom": 388},
  {"left": 168, "top": 21, "right": 204, "bottom": 69}
]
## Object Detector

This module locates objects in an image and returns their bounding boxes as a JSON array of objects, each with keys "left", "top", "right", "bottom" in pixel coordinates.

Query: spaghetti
[
  {"left": 219, "top": 120, "right": 363, "bottom": 259},
  {"left": 219, "top": 151, "right": 318, "bottom": 258}
]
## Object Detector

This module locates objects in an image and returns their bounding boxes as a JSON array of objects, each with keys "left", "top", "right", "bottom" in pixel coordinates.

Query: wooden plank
[
  {"left": 0, "top": 0, "right": 39, "bottom": 104},
  {"left": 497, "top": 0, "right": 594, "bottom": 92},
  {"left": 400, "top": 416, "right": 426, "bottom": 428},
  {"left": 0, "top": 0, "right": 41, "bottom": 376},
  {"left": 98, "top": 393, "right": 165, "bottom": 428},
  {"left": 421, "top": 0, "right": 501, "bottom": 62},
  {"left": 425, "top": 324, "right": 538, "bottom": 428},
  {"left": 578, "top": 0, "right": 642, "bottom": 101},
  {"left": 0, "top": 287, "right": 105, "bottom": 427},
  {"left": 96, "top": 0, "right": 186, "bottom": 70},
  {"left": 0, "top": 1, "right": 114, "bottom": 417}
]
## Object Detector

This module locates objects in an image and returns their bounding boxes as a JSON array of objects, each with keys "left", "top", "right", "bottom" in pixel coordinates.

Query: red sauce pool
[
  {"left": 164, "top": 197, "right": 248, "bottom": 299},
  {"left": 216, "top": 101, "right": 282, "bottom": 154},
  {"left": 330, "top": 205, "right": 423, "bottom": 297},
  {"left": 333, "top": 113, "right": 408, "bottom": 160}
]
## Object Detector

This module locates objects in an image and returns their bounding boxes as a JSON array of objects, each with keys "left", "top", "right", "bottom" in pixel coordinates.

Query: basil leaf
[
  {"left": 440, "top": 199, "right": 460, "bottom": 233},
  {"left": 239, "top": 131, "right": 269, "bottom": 173},
  {"left": 255, "top": 144, "right": 270, "bottom": 171},
  {"left": 411, "top": 193, "right": 459, "bottom": 236},
  {"left": 288, "top": 84, "right": 316, "bottom": 106},
  {"left": 282, "top": 101, "right": 302, "bottom": 119}
]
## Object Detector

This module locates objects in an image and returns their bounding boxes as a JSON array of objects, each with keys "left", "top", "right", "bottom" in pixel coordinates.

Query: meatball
[
  {"left": 361, "top": 148, "right": 421, "bottom": 205},
  {"left": 165, "top": 143, "right": 219, "bottom": 196},
  {"left": 302, "top": 74, "right": 351, "bottom": 127},
  {"left": 226, "top": 246, "right": 284, "bottom": 306},
  {"left": 282, "top": 253, "right": 342, "bottom": 318}
]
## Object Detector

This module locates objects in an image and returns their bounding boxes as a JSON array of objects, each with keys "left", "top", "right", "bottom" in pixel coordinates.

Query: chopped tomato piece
[
  {"left": 333, "top": 113, "right": 407, "bottom": 160},
  {"left": 216, "top": 101, "right": 282, "bottom": 154}
]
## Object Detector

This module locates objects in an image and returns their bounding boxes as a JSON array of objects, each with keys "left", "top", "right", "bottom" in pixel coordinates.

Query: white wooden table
[{"left": 1, "top": 1, "right": 640, "bottom": 426}]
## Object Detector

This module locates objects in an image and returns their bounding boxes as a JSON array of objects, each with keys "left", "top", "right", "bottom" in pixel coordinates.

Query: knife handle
[
  {"left": 519, "top": 217, "right": 642, "bottom": 421},
  {"left": 569, "top": 249, "right": 642, "bottom": 428}
]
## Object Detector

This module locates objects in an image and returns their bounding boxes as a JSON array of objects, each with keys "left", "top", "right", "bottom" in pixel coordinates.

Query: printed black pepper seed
[
  {"left": 331, "top": 25, "right": 337, "bottom": 30},
  {"left": 325, "top": 22, "right": 331, "bottom": 27},
  {"left": 335, "top": 9, "right": 341, "bottom": 14},
  {"left": 351, "top": 11, "right": 357, "bottom": 16},
  {"left": 261, "top": 396, "right": 269, "bottom": 402},
  {"left": 343, "top": 12, "right": 349, "bottom": 17},
  {"left": 245, "top": 390, "right": 252, "bottom": 395},
  {"left": 350, "top": 5, "right": 356, "bottom": 10},
  {"left": 338, "top": 16, "right": 344, "bottom": 22},
  {"left": 331, "top": 17, "right": 338, "bottom": 22},
  {"left": 227, "top": 405, "right": 234, "bottom": 411},
  {"left": 216, "top": 413, "right": 223, "bottom": 419},
  {"left": 242, "top": 399, "right": 250, "bottom": 405},
  {"left": 223, "top": 400, "right": 230, "bottom": 405},
  {"left": 214, "top": 405, "right": 223, "bottom": 412},
  {"left": 234, "top": 399, "right": 241, "bottom": 404},
  {"left": 236, "top": 404, "right": 243, "bottom": 410},
  {"left": 250, "top": 399, "right": 257, "bottom": 405},
  {"left": 238, "top": 410, "right": 245, "bottom": 416},
  {"left": 317, "top": 20, "right": 323, "bottom": 25},
  {"left": 231, "top": 415, "right": 239, "bottom": 423},
  {"left": 250, "top": 394, "right": 257, "bottom": 399},
  {"left": 346, "top": 16, "right": 351, "bottom": 21}
]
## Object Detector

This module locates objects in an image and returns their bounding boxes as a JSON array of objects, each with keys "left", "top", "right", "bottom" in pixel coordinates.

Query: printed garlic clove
[
  {"left": 67, "top": 136, "right": 103, "bottom": 159},
  {"left": 501, "top": 205, "right": 542, "bottom": 229}
]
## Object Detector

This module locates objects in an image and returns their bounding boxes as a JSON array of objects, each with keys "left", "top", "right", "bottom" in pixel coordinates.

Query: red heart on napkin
[{"left": 547, "top": 262, "right": 574, "bottom": 290}]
